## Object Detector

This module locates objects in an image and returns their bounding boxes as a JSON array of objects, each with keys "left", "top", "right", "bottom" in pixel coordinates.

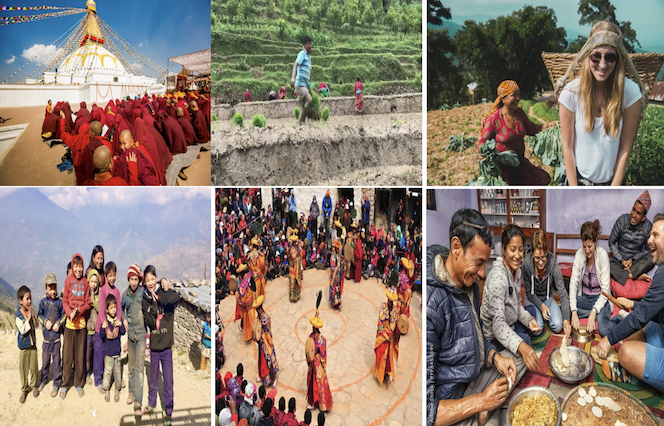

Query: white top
[
  {"left": 568, "top": 246, "right": 611, "bottom": 313},
  {"left": 559, "top": 78, "right": 641, "bottom": 183}
]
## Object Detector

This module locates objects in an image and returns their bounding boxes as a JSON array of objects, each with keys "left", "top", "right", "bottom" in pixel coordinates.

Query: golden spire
[{"left": 82, "top": 0, "right": 102, "bottom": 43}]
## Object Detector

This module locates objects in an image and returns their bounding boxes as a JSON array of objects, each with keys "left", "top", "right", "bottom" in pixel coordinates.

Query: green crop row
[
  {"left": 213, "top": 78, "right": 421, "bottom": 104},
  {"left": 217, "top": 52, "right": 421, "bottom": 69},
  {"left": 532, "top": 101, "right": 560, "bottom": 122}
]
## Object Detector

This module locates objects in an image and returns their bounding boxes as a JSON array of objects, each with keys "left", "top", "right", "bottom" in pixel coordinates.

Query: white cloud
[
  {"left": 5, "top": 55, "right": 16, "bottom": 64},
  {"left": 21, "top": 44, "right": 62, "bottom": 64},
  {"left": 139, "top": 43, "right": 143, "bottom": 47},
  {"left": 43, "top": 187, "right": 210, "bottom": 210}
]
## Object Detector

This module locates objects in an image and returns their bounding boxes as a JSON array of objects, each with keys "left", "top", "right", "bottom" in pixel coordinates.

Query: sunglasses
[{"left": 590, "top": 52, "right": 618, "bottom": 64}]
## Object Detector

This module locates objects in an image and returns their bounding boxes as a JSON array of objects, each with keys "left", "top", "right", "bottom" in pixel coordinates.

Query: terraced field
[{"left": 212, "top": 0, "right": 422, "bottom": 105}]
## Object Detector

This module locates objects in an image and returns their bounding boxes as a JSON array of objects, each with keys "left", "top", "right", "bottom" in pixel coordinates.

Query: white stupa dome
[{"left": 58, "top": 43, "right": 126, "bottom": 75}]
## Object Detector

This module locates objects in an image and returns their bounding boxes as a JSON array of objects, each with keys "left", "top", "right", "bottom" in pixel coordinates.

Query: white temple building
[{"left": 0, "top": 0, "right": 163, "bottom": 107}]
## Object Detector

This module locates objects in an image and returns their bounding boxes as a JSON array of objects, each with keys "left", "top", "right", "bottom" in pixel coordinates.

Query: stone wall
[
  {"left": 172, "top": 280, "right": 211, "bottom": 359},
  {"left": 213, "top": 93, "right": 422, "bottom": 120}
]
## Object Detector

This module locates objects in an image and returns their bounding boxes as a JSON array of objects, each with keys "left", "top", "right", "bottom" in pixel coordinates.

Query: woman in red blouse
[{"left": 479, "top": 80, "right": 556, "bottom": 185}]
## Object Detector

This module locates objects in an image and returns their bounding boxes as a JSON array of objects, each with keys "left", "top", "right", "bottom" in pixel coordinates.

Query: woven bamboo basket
[{"left": 542, "top": 52, "right": 664, "bottom": 101}]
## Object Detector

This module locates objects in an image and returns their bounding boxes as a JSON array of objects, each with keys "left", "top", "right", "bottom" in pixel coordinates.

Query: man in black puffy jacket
[{"left": 426, "top": 208, "right": 517, "bottom": 426}]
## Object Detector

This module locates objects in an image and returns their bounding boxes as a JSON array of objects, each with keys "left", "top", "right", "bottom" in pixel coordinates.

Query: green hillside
[{"left": 212, "top": 0, "right": 422, "bottom": 105}]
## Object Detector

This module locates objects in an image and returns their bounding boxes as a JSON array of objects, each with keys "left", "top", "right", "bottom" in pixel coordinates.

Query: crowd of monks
[{"left": 40, "top": 92, "right": 211, "bottom": 186}]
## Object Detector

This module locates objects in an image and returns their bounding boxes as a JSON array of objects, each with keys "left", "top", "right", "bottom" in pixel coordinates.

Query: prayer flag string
[{"left": 1, "top": 8, "right": 86, "bottom": 25}]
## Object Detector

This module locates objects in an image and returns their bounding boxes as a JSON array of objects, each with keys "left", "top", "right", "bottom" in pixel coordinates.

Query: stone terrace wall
[
  {"left": 172, "top": 280, "right": 211, "bottom": 359},
  {"left": 213, "top": 93, "right": 422, "bottom": 121}
]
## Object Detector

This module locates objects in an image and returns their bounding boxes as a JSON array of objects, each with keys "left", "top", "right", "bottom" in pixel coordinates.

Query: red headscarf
[{"left": 482, "top": 80, "right": 519, "bottom": 134}]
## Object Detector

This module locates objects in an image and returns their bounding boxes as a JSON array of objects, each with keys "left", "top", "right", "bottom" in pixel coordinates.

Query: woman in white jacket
[{"left": 570, "top": 220, "right": 613, "bottom": 337}]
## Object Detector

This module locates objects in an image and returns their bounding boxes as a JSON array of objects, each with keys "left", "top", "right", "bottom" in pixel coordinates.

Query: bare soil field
[
  {"left": 212, "top": 112, "right": 422, "bottom": 186},
  {"left": 427, "top": 104, "right": 552, "bottom": 186}
]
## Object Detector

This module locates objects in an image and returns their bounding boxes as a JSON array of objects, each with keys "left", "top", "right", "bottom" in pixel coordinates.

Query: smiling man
[
  {"left": 426, "top": 209, "right": 517, "bottom": 426},
  {"left": 609, "top": 190, "right": 655, "bottom": 284},
  {"left": 597, "top": 213, "right": 664, "bottom": 392}
]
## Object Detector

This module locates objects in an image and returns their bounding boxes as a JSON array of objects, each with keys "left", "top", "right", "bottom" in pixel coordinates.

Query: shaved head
[
  {"left": 189, "top": 100, "right": 198, "bottom": 111},
  {"left": 119, "top": 129, "right": 135, "bottom": 153},
  {"left": 93, "top": 145, "right": 112, "bottom": 174},
  {"left": 89, "top": 120, "right": 103, "bottom": 137},
  {"left": 176, "top": 107, "right": 184, "bottom": 117}
]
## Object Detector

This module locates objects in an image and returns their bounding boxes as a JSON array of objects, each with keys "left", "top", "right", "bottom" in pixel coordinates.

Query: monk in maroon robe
[
  {"left": 58, "top": 113, "right": 93, "bottom": 185},
  {"left": 61, "top": 102, "right": 76, "bottom": 133},
  {"left": 156, "top": 111, "right": 187, "bottom": 155},
  {"left": 83, "top": 145, "right": 133, "bottom": 186},
  {"left": 80, "top": 121, "right": 114, "bottom": 185},
  {"left": 73, "top": 113, "right": 89, "bottom": 135},
  {"left": 141, "top": 107, "right": 156, "bottom": 130},
  {"left": 42, "top": 104, "right": 61, "bottom": 139},
  {"left": 132, "top": 118, "right": 168, "bottom": 186},
  {"left": 78, "top": 102, "right": 91, "bottom": 120},
  {"left": 189, "top": 101, "right": 210, "bottom": 144},
  {"left": 116, "top": 129, "right": 157, "bottom": 186},
  {"left": 176, "top": 107, "right": 197, "bottom": 146},
  {"left": 112, "top": 114, "right": 131, "bottom": 157}
]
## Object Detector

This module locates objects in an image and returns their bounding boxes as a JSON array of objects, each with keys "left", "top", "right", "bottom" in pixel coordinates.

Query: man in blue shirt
[{"left": 291, "top": 36, "right": 313, "bottom": 124}]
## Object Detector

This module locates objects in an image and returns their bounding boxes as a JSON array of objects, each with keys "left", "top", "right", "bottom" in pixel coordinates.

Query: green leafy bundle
[
  {"left": 467, "top": 139, "right": 519, "bottom": 186},
  {"left": 443, "top": 132, "right": 477, "bottom": 152},
  {"left": 527, "top": 124, "right": 564, "bottom": 184},
  {"left": 231, "top": 112, "right": 244, "bottom": 128},
  {"left": 251, "top": 114, "right": 267, "bottom": 127}
]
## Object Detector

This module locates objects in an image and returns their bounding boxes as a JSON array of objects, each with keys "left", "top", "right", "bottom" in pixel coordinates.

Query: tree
[
  {"left": 363, "top": 5, "right": 376, "bottom": 29},
  {"left": 566, "top": 35, "right": 587, "bottom": 53},
  {"left": 327, "top": 2, "right": 342, "bottom": 29},
  {"left": 239, "top": 0, "right": 253, "bottom": 21},
  {"left": 577, "top": 0, "right": 640, "bottom": 52},
  {"left": 455, "top": 6, "right": 567, "bottom": 100},
  {"left": 344, "top": 0, "right": 360, "bottom": 33},
  {"left": 265, "top": 0, "right": 276, "bottom": 19},
  {"left": 427, "top": 28, "right": 467, "bottom": 108},
  {"left": 428, "top": 0, "right": 451, "bottom": 26},
  {"left": 225, "top": 0, "right": 239, "bottom": 21},
  {"left": 385, "top": 4, "right": 400, "bottom": 34}
]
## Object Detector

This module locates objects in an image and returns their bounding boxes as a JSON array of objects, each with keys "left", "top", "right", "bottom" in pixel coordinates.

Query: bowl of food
[
  {"left": 571, "top": 326, "right": 594, "bottom": 343},
  {"left": 561, "top": 382, "right": 658, "bottom": 426},
  {"left": 508, "top": 386, "right": 561, "bottom": 426},
  {"left": 549, "top": 345, "right": 594, "bottom": 384}
]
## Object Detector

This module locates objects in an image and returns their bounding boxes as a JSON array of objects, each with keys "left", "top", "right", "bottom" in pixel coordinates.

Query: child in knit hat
[
  {"left": 38, "top": 273, "right": 65, "bottom": 398},
  {"left": 122, "top": 263, "right": 146, "bottom": 416}
]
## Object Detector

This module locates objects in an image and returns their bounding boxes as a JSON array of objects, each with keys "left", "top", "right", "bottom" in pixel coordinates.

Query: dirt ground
[
  {"left": 0, "top": 330, "right": 211, "bottom": 425},
  {"left": 0, "top": 106, "right": 210, "bottom": 186},
  {"left": 427, "top": 104, "right": 552, "bottom": 186},
  {"left": 212, "top": 112, "right": 422, "bottom": 186},
  {"left": 217, "top": 268, "right": 422, "bottom": 426}
]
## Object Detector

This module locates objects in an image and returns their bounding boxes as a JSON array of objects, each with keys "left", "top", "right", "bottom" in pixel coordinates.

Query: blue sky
[
  {"left": 441, "top": 0, "right": 664, "bottom": 50},
  {"left": 0, "top": 0, "right": 211, "bottom": 83}
]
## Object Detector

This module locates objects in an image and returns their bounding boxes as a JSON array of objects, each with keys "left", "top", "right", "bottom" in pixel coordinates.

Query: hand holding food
[{"left": 519, "top": 341, "right": 540, "bottom": 371}]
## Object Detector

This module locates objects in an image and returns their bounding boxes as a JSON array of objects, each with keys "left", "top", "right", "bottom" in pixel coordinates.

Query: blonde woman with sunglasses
[{"left": 558, "top": 21, "right": 644, "bottom": 186}]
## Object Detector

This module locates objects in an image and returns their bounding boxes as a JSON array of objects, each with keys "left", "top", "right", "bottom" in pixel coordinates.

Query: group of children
[
  {"left": 15, "top": 246, "right": 181, "bottom": 425},
  {"left": 216, "top": 363, "right": 327, "bottom": 426}
]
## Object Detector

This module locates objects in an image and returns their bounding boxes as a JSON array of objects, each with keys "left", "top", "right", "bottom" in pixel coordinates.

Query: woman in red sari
[
  {"left": 306, "top": 292, "right": 333, "bottom": 412},
  {"left": 354, "top": 77, "right": 364, "bottom": 114},
  {"left": 479, "top": 80, "right": 557, "bottom": 185}
]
